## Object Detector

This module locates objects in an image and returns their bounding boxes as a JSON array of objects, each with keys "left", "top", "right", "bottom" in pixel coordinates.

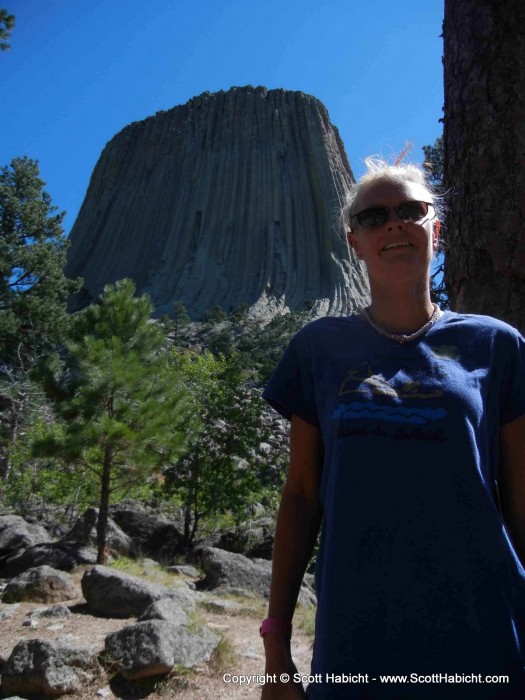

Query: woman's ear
[{"left": 348, "top": 231, "right": 363, "bottom": 259}]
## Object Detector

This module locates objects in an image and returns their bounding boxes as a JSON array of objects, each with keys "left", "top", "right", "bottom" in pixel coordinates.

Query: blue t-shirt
[{"left": 263, "top": 311, "right": 525, "bottom": 699}]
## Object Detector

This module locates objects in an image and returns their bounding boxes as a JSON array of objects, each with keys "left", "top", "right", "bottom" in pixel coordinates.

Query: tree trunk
[
  {"left": 443, "top": 0, "right": 525, "bottom": 332},
  {"left": 183, "top": 499, "right": 192, "bottom": 548},
  {"left": 0, "top": 400, "right": 20, "bottom": 480},
  {"left": 96, "top": 447, "right": 112, "bottom": 565}
]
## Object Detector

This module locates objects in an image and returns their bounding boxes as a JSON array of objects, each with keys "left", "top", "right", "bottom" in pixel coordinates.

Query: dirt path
[{"left": 0, "top": 575, "right": 313, "bottom": 699}]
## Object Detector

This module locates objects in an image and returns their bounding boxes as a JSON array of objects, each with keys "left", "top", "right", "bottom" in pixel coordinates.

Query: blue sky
[{"left": 2, "top": 0, "right": 444, "bottom": 234}]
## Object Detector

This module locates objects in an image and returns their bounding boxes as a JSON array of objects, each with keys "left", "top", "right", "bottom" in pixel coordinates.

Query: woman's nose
[{"left": 386, "top": 210, "right": 405, "bottom": 228}]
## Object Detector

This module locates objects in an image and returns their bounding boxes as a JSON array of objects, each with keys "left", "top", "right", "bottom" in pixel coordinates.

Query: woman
[{"left": 260, "top": 159, "right": 525, "bottom": 699}]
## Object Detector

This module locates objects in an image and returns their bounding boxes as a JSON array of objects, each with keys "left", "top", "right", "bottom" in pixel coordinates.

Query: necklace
[{"left": 362, "top": 304, "right": 443, "bottom": 344}]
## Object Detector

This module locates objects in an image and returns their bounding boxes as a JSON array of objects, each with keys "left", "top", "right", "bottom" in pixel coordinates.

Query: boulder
[
  {"left": 166, "top": 564, "right": 200, "bottom": 577},
  {"left": 66, "top": 507, "right": 133, "bottom": 556},
  {"left": 0, "top": 540, "right": 97, "bottom": 578},
  {"left": 164, "top": 584, "right": 197, "bottom": 614},
  {"left": 104, "top": 620, "right": 219, "bottom": 680},
  {"left": 2, "top": 640, "right": 81, "bottom": 697},
  {"left": 198, "top": 546, "right": 316, "bottom": 605},
  {"left": 201, "top": 597, "right": 257, "bottom": 615},
  {"left": 31, "top": 604, "right": 72, "bottom": 620},
  {"left": 217, "top": 517, "right": 275, "bottom": 559},
  {"left": 81, "top": 565, "right": 173, "bottom": 618},
  {"left": 0, "top": 515, "right": 51, "bottom": 558},
  {"left": 138, "top": 598, "right": 189, "bottom": 626},
  {"left": 51, "top": 640, "right": 98, "bottom": 669},
  {"left": 2, "top": 566, "right": 75, "bottom": 604},
  {"left": 108, "top": 504, "right": 184, "bottom": 561},
  {"left": 198, "top": 546, "right": 272, "bottom": 597}
]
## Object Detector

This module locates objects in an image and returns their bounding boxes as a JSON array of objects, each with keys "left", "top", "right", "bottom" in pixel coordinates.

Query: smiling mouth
[{"left": 382, "top": 242, "right": 414, "bottom": 251}]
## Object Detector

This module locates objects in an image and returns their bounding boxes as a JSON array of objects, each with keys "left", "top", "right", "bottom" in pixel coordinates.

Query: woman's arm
[
  {"left": 499, "top": 414, "right": 525, "bottom": 566},
  {"left": 261, "top": 414, "right": 323, "bottom": 699}
]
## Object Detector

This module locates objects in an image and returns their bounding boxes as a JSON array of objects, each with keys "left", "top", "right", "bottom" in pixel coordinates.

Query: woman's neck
[{"left": 364, "top": 285, "right": 436, "bottom": 335}]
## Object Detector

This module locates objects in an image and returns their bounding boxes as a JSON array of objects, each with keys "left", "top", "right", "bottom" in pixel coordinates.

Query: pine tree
[
  {"left": 164, "top": 350, "right": 271, "bottom": 549},
  {"left": 34, "top": 280, "right": 196, "bottom": 564},
  {"left": 422, "top": 136, "right": 449, "bottom": 309},
  {"left": 0, "top": 157, "right": 80, "bottom": 478},
  {"left": 0, "top": 9, "right": 14, "bottom": 52}
]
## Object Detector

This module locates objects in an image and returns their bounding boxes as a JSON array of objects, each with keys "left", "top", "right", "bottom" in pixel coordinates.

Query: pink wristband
[{"left": 259, "top": 617, "right": 292, "bottom": 638}]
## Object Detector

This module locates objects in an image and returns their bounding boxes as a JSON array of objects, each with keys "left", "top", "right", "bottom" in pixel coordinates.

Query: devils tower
[{"left": 66, "top": 86, "right": 369, "bottom": 318}]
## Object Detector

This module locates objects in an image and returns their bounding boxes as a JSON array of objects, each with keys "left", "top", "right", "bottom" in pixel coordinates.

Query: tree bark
[
  {"left": 96, "top": 446, "right": 112, "bottom": 565},
  {"left": 0, "top": 395, "right": 22, "bottom": 480},
  {"left": 443, "top": 0, "right": 525, "bottom": 332}
]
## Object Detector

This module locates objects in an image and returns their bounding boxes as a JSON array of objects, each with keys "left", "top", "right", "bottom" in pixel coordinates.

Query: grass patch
[
  {"left": 209, "top": 635, "right": 238, "bottom": 674},
  {"left": 293, "top": 604, "right": 316, "bottom": 638},
  {"left": 198, "top": 593, "right": 266, "bottom": 619},
  {"left": 156, "top": 667, "right": 196, "bottom": 696},
  {"left": 109, "top": 556, "right": 178, "bottom": 586}
]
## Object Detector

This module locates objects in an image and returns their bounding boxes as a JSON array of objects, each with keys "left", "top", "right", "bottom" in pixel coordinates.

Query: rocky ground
[{"left": 0, "top": 567, "right": 314, "bottom": 700}]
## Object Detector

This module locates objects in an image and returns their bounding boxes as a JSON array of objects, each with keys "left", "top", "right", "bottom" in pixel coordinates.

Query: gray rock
[
  {"left": 138, "top": 598, "right": 189, "bottom": 626},
  {"left": 104, "top": 619, "right": 219, "bottom": 680},
  {"left": 0, "top": 540, "right": 97, "bottom": 578},
  {"left": 0, "top": 515, "right": 51, "bottom": 558},
  {"left": 51, "top": 640, "right": 98, "bottom": 669},
  {"left": 0, "top": 608, "right": 15, "bottom": 620},
  {"left": 198, "top": 546, "right": 272, "bottom": 597},
  {"left": 81, "top": 565, "right": 172, "bottom": 618},
  {"left": 37, "top": 604, "right": 72, "bottom": 619},
  {"left": 258, "top": 442, "right": 272, "bottom": 455},
  {"left": 165, "top": 584, "right": 197, "bottom": 614},
  {"left": 66, "top": 507, "right": 133, "bottom": 556},
  {"left": 217, "top": 517, "right": 275, "bottom": 559},
  {"left": 22, "top": 619, "right": 38, "bottom": 629},
  {"left": 198, "top": 547, "right": 316, "bottom": 605},
  {"left": 107, "top": 504, "right": 184, "bottom": 561},
  {"left": 2, "top": 639, "right": 79, "bottom": 697},
  {"left": 2, "top": 566, "right": 75, "bottom": 604},
  {"left": 166, "top": 564, "right": 199, "bottom": 577},
  {"left": 201, "top": 598, "right": 256, "bottom": 615},
  {"left": 248, "top": 503, "right": 266, "bottom": 517},
  {"left": 65, "top": 86, "right": 369, "bottom": 320}
]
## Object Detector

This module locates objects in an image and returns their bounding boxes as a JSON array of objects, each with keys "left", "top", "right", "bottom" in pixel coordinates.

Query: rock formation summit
[{"left": 66, "top": 86, "right": 369, "bottom": 318}]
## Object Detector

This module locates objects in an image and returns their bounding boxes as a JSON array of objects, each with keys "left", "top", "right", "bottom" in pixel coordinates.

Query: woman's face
[{"left": 347, "top": 178, "right": 440, "bottom": 287}]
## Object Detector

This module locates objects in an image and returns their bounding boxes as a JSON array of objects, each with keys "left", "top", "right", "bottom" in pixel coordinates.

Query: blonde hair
[{"left": 342, "top": 155, "right": 443, "bottom": 231}]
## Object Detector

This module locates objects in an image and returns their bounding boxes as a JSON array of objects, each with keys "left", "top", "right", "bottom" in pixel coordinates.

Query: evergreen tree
[
  {"left": 0, "top": 9, "right": 14, "bottom": 51},
  {"left": 422, "top": 137, "right": 449, "bottom": 309},
  {"left": 204, "top": 305, "right": 228, "bottom": 324},
  {"left": 34, "top": 280, "right": 196, "bottom": 564},
  {"left": 237, "top": 310, "right": 311, "bottom": 382},
  {"left": 423, "top": 136, "right": 444, "bottom": 192},
  {"left": 164, "top": 350, "right": 271, "bottom": 549},
  {"left": 172, "top": 300, "right": 191, "bottom": 342},
  {"left": 0, "top": 156, "right": 80, "bottom": 478}
]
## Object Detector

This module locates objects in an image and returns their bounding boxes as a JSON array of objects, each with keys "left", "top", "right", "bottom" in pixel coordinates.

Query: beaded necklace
[{"left": 361, "top": 304, "right": 443, "bottom": 344}]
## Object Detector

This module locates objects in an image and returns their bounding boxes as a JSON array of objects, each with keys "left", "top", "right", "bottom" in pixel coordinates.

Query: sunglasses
[{"left": 350, "top": 201, "right": 434, "bottom": 229}]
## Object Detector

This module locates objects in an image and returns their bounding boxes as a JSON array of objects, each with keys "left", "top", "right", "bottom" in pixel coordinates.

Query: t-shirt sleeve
[
  {"left": 262, "top": 330, "right": 319, "bottom": 426},
  {"left": 500, "top": 330, "right": 525, "bottom": 425}
]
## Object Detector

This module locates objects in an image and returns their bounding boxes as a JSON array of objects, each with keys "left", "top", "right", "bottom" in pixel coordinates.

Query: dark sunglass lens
[
  {"left": 397, "top": 201, "right": 428, "bottom": 221},
  {"left": 357, "top": 207, "right": 388, "bottom": 227}
]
